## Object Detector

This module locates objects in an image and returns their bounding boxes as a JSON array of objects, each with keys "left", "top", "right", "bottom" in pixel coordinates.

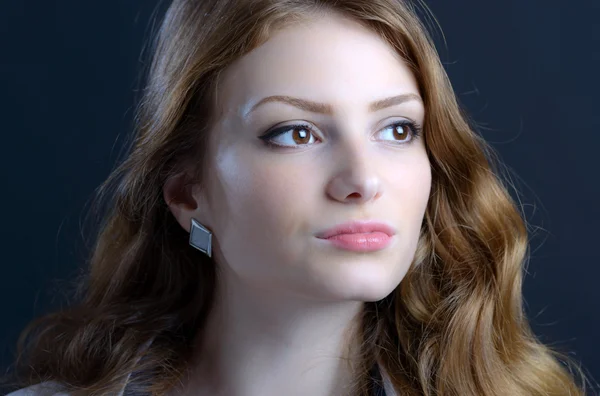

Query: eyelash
[{"left": 259, "top": 120, "right": 422, "bottom": 149}]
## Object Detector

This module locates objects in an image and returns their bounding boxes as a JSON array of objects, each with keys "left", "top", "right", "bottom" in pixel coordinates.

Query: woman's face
[{"left": 192, "top": 12, "right": 431, "bottom": 302}]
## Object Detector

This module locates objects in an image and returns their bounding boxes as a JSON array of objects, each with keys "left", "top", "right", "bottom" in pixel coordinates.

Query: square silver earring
[{"left": 189, "top": 218, "right": 212, "bottom": 257}]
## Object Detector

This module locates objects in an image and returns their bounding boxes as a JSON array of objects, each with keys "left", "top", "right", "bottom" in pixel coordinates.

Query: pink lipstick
[{"left": 315, "top": 220, "right": 395, "bottom": 252}]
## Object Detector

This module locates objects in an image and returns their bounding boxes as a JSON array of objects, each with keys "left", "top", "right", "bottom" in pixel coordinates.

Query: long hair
[{"left": 5, "top": 0, "right": 591, "bottom": 394}]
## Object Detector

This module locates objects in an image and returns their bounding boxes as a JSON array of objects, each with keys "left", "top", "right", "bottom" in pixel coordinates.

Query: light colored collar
[{"left": 378, "top": 363, "right": 397, "bottom": 396}]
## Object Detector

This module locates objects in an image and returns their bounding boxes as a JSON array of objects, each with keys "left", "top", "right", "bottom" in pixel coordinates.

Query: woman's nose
[{"left": 325, "top": 140, "right": 383, "bottom": 205}]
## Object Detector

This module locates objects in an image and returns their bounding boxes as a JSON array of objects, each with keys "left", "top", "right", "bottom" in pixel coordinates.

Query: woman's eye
[
  {"left": 261, "top": 124, "right": 318, "bottom": 148},
  {"left": 378, "top": 122, "right": 418, "bottom": 144},
  {"left": 260, "top": 120, "right": 421, "bottom": 149}
]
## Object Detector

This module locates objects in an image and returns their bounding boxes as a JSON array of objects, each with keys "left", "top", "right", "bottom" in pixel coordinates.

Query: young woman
[{"left": 5, "top": 0, "right": 589, "bottom": 395}]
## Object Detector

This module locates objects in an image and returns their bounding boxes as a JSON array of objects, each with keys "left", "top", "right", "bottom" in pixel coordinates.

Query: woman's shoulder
[
  {"left": 6, "top": 381, "right": 70, "bottom": 396},
  {"left": 7, "top": 337, "right": 155, "bottom": 396}
]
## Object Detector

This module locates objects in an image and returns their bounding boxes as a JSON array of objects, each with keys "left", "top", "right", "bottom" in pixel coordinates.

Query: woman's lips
[
  {"left": 318, "top": 231, "right": 393, "bottom": 252},
  {"left": 315, "top": 220, "right": 396, "bottom": 239}
]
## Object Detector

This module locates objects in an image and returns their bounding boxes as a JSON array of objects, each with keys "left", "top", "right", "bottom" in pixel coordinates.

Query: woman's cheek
[{"left": 243, "top": 164, "right": 311, "bottom": 234}]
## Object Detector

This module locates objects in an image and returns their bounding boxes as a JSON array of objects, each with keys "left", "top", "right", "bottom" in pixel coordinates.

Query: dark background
[{"left": 1, "top": 0, "right": 598, "bottom": 393}]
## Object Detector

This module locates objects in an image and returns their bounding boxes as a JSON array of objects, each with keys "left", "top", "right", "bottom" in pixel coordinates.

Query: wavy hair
[{"left": 4, "top": 0, "right": 591, "bottom": 395}]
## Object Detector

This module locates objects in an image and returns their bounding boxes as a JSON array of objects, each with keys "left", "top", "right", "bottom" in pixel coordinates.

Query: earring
[{"left": 189, "top": 218, "right": 212, "bottom": 257}]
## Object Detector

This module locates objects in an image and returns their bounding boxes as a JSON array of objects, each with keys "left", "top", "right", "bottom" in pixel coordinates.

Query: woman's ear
[{"left": 163, "top": 173, "right": 211, "bottom": 233}]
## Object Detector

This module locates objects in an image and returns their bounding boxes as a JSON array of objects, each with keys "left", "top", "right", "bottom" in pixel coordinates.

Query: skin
[{"left": 164, "top": 11, "right": 431, "bottom": 396}]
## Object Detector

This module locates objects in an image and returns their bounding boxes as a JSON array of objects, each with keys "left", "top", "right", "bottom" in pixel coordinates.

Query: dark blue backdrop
[{"left": 1, "top": 0, "right": 598, "bottom": 392}]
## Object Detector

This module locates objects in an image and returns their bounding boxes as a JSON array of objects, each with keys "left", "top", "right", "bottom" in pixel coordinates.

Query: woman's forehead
[{"left": 215, "top": 15, "right": 421, "bottom": 122}]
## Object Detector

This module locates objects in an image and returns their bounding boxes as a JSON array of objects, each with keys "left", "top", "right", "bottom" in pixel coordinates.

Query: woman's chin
[{"left": 312, "top": 265, "right": 402, "bottom": 303}]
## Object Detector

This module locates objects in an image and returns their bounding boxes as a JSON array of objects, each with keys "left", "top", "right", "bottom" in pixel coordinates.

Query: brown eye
[
  {"left": 392, "top": 124, "right": 410, "bottom": 141},
  {"left": 260, "top": 123, "right": 319, "bottom": 148},
  {"left": 291, "top": 126, "right": 313, "bottom": 145},
  {"left": 378, "top": 120, "right": 421, "bottom": 145}
]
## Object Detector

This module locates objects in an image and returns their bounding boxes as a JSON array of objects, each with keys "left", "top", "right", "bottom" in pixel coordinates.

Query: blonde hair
[{"left": 5, "top": 0, "right": 591, "bottom": 395}]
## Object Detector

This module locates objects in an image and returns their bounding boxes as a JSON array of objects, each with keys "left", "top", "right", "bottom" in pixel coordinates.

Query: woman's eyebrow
[{"left": 243, "top": 93, "right": 423, "bottom": 118}]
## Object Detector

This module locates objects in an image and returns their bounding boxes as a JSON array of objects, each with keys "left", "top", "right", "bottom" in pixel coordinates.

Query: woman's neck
[{"left": 176, "top": 268, "right": 366, "bottom": 396}]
